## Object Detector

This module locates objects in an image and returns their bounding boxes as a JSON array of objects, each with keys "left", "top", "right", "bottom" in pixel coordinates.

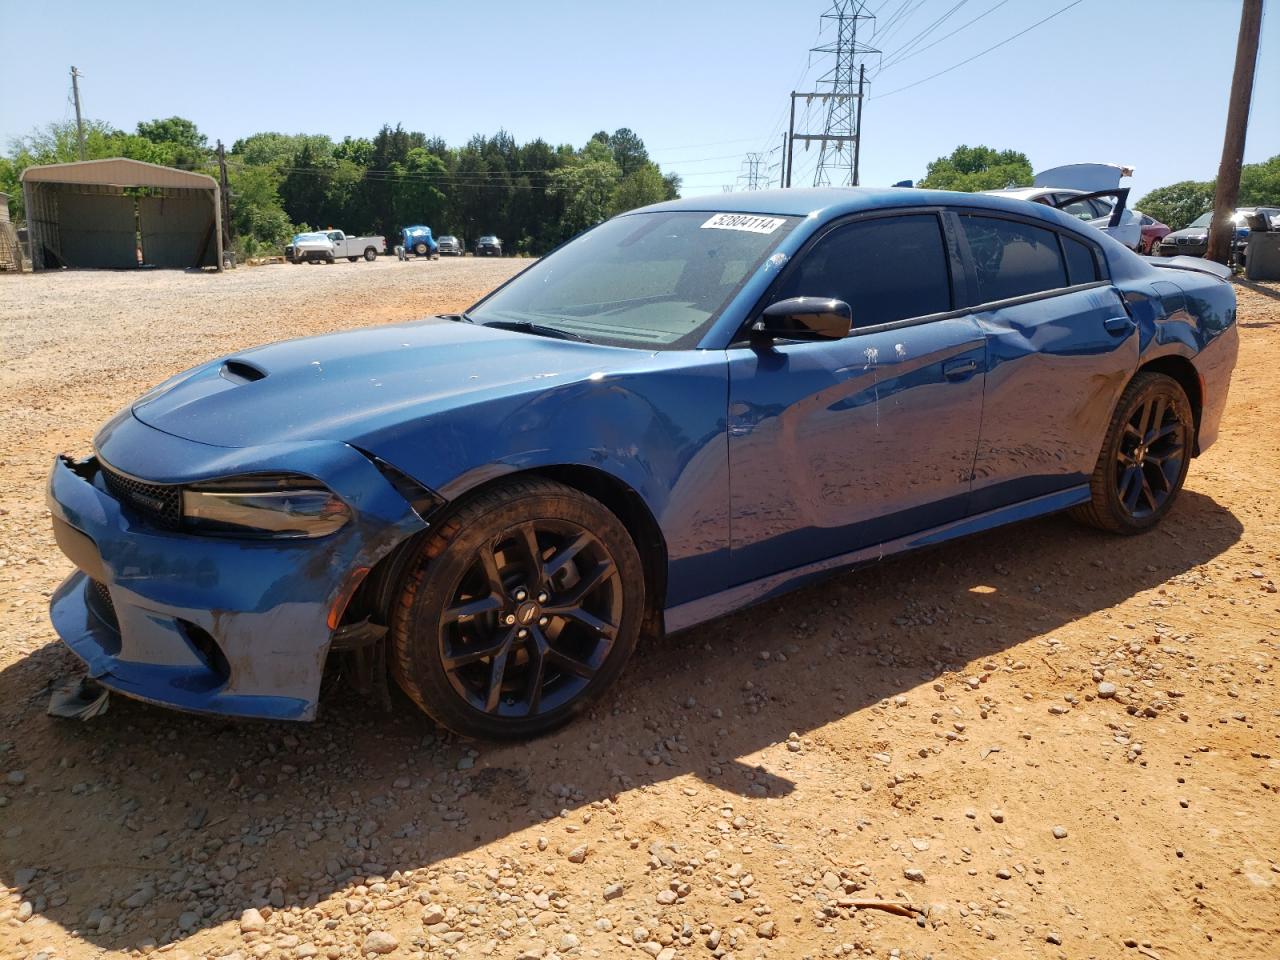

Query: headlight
[{"left": 182, "top": 474, "right": 350, "bottom": 539}]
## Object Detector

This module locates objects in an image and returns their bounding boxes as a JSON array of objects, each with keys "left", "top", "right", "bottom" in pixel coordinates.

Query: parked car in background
[
  {"left": 291, "top": 230, "right": 384, "bottom": 264},
  {"left": 1136, "top": 211, "right": 1170, "bottom": 255},
  {"left": 438, "top": 235, "right": 464, "bottom": 256},
  {"left": 1155, "top": 207, "right": 1279, "bottom": 262},
  {"left": 46, "top": 187, "right": 1237, "bottom": 738},
  {"left": 286, "top": 232, "right": 329, "bottom": 263},
  {"left": 475, "top": 235, "right": 503, "bottom": 257},
  {"left": 402, "top": 226, "right": 439, "bottom": 259},
  {"left": 984, "top": 186, "right": 1141, "bottom": 250}
]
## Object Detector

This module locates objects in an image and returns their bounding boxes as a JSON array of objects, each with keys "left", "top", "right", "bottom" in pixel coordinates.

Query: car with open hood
[{"left": 46, "top": 187, "right": 1238, "bottom": 738}]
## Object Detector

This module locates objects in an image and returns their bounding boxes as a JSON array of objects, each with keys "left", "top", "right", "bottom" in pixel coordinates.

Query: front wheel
[
  {"left": 390, "top": 478, "right": 645, "bottom": 739},
  {"left": 1072, "top": 372, "right": 1194, "bottom": 534}
]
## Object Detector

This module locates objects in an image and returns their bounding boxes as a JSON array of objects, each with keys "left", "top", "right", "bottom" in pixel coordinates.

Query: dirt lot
[{"left": 0, "top": 260, "right": 1277, "bottom": 960}]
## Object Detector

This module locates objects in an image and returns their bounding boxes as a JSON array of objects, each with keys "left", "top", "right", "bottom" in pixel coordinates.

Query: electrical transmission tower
[
  {"left": 738, "top": 152, "right": 766, "bottom": 191},
  {"left": 785, "top": 1, "right": 879, "bottom": 188}
]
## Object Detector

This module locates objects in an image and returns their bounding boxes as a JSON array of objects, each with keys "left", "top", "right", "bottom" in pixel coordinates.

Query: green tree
[
  {"left": 550, "top": 139, "right": 621, "bottom": 236},
  {"left": 135, "top": 116, "right": 210, "bottom": 170},
  {"left": 1135, "top": 180, "right": 1215, "bottom": 231},
  {"left": 918, "top": 145, "right": 1033, "bottom": 192},
  {"left": 1239, "top": 154, "right": 1280, "bottom": 208},
  {"left": 228, "top": 164, "right": 292, "bottom": 256},
  {"left": 611, "top": 162, "right": 675, "bottom": 215}
]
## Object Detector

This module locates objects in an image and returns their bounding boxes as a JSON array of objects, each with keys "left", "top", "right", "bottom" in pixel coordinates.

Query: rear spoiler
[{"left": 1146, "top": 255, "right": 1232, "bottom": 281}]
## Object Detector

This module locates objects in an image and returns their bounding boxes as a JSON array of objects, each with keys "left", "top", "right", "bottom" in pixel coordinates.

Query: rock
[
  {"left": 603, "top": 883, "right": 624, "bottom": 901},
  {"left": 990, "top": 808, "right": 1005, "bottom": 823},
  {"left": 995, "top": 867, "right": 1012, "bottom": 880},
  {"left": 178, "top": 911, "right": 200, "bottom": 932},
  {"left": 124, "top": 886, "right": 155, "bottom": 910},
  {"left": 13, "top": 867, "right": 36, "bottom": 887},
  {"left": 1047, "top": 932, "right": 1063, "bottom": 945},
  {"left": 1098, "top": 682, "right": 1117, "bottom": 699},
  {"left": 5, "top": 770, "right": 25, "bottom": 786},
  {"left": 567, "top": 845, "right": 588, "bottom": 863},
  {"left": 656, "top": 889, "right": 677, "bottom": 904},
  {"left": 363, "top": 931, "right": 398, "bottom": 954},
  {"left": 456, "top": 757, "right": 474, "bottom": 771},
  {"left": 1052, "top": 825, "right": 1068, "bottom": 840},
  {"left": 559, "top": 933, "right": 580, "bottom": 952},
  {"left": 756, "top": 920, "right": 778, "bottom": 939},
  {"left": 822, "top": 871, "right": 841, "bottom": 891},
  {"left": 903, "top": 868, "right": 925, "bottom": 883},
  {"left": 421, "top": 904, "right": 445, "bottom": 924},
  {"left": 239, "top": 907, "right": 266, "bottom": 934}
]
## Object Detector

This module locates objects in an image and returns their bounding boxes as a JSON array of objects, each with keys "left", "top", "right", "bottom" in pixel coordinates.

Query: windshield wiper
[{"left": 481, "top": 320, "right": 592, "bottom": 343}]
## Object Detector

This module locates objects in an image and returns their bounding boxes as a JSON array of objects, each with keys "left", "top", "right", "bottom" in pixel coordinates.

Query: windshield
[
  {"left": 1188, "top": 213, "right": 1213, "bottom": 229},
  {"left": 469, "top": 211, "right": 798, "bottom": 349}
]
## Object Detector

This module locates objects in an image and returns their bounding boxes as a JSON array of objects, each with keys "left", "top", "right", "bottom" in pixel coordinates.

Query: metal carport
[{"left": 21, "top": 158, "right": 222, "bottom": 272}]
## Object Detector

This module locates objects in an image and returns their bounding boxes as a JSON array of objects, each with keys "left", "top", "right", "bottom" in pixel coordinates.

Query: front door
[{"left": 727, "top": 212, "right": 986, "bottom": 586}]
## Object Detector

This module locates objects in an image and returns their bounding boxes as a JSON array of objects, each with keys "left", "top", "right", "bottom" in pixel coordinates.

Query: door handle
[
  {"left": 943, "top": 358, "right": 978, "bottom": 381},
  {"left": 1103, "top": 315, "right": 1136, "bottom": 335}
]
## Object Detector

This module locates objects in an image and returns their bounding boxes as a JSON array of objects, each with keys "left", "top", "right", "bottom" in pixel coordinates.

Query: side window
[
  {"left": 1060, "top": 235, "right": 1100, "bottom": 286},
  {"left": 959, "top": 215, "right": 1068, "bottom": 303},
  {"left": 774, "top": 214, "right": 952, "bottom": 329},
  {"left": 1060, "top": 198, "right": 1098, "bottom": 222}
]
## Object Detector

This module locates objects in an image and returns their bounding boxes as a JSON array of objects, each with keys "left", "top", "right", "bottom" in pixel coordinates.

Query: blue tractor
[{"left": 401, "top": 225, "right": 438, "bottom": 259}]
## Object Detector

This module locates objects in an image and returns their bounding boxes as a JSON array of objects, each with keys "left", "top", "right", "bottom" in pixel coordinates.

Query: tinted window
[
  {"left": 1061, "top": 235, "right": 1100, "bottom": 285},
  {"left": 774, "top": 214, "right": 951, "bottom": 329},
  {"left": 959, "top": 215, "right": 1068, "bottom": 302}
]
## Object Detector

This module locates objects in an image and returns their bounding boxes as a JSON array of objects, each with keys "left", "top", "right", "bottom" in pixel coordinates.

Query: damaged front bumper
[{"left": 46, "top": 414, "right": 429, "bottom": 720}]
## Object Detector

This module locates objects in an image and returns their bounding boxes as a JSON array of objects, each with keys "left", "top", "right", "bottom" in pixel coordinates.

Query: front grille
[{"left": 101, "top": 464, "right": 182, "bottom": 530}]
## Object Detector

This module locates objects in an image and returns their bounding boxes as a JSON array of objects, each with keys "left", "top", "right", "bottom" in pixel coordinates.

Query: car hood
[
  {"left": 1165, "top": 227, "right": 1208, "bottom": 241},
  {"left": 131, "top": 319, "right": 644, "bottom": 448}
]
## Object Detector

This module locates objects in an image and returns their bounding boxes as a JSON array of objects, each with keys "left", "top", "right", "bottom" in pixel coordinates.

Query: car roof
[{"left": 638, "top": 186, "right": 1087, "bottom": 221}]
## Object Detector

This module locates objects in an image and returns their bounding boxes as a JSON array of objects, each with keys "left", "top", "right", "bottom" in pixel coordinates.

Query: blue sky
[{"left": 3, "top": 0, "right": 1277, "bottom": 201}]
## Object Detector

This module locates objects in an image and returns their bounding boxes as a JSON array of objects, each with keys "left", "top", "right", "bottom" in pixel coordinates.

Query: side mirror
[{"left": 752, "top": 297, "right": 852, "bottom": 342}]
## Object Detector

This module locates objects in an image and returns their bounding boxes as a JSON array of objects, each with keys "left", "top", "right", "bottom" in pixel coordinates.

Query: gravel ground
[{"left": 0, "top": 264, "right": 1277, "bottom": 960}]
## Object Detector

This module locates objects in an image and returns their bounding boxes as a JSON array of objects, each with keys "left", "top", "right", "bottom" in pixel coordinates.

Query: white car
[
  {"left": 984, "top": 163, "right": 1142, "bottom": 251},
  {"left": 291, "top": 230, "right": 385, "bottom": 264}
]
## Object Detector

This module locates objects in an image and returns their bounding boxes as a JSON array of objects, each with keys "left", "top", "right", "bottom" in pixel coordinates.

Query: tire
[
  {"left": 390, "top": 477, "right": 645, "bottom": 739},
  {"left": 326, "top": 255, "right": 335, "bottom": 264},
  {"left": 348, "top": 256, "right": 359, "bottom": 263},
  {"left": 415, "top": 242, "right": 428, "bottom": 257},
  {"left": 1071, "top": 372, "right": 1194, "bottom": 534},
  {"left": 364, "top": 247, "right": 377, "bottom": 262}
]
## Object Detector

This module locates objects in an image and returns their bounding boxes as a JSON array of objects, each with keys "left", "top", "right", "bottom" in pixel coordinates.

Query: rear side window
[
  {"left": 774, "top": 214, "right": 952, "bottom": 329},
  {"left": 959, "top": 215, "right": 1067, "bottom": 303},
  {"left": 1061, "top": 235, "right": 1100, "bottom": 285}
]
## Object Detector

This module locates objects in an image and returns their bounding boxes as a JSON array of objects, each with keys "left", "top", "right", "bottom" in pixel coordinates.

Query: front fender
[{"left": 352, "top": 354, "right": 732, "bottom": 606}]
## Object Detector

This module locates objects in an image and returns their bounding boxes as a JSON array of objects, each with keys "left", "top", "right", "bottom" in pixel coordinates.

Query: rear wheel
[
  {"left": 1072, "top": 372, "right": 1194, "bottom": 534},
  {"left": 390, "top": 478, "right": 644, "bottom": 739},
  {"left": 364, "top": 247, "right": 377, "bottom": 262}
]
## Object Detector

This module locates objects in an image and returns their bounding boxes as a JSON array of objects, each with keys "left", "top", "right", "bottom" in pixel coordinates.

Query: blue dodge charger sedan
[{"left": 47, "top": 188, "right": 1238, "bottom": 738}]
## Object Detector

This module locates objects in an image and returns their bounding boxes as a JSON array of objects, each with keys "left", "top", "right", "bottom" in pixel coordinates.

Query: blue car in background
[
  {"left": 402, "top": 225, "right": 438, "bottom": 258},
  {"left": 46, "top": 188, "right": 1238, "bottom": 739}
]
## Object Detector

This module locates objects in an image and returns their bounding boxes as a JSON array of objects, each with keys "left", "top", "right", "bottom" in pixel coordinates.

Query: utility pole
[
  {"left": 787, "top": 2, "right": 878, "bottom": 188},
  {"left": 216, "top": 140, "right": 234, "bottom": 261},
  {"left": 1206, "top": 0, "right": 1264, "bottom": 265},
  {"left": 70, "top": 66, "right": 86, "bottom": 161},
  {"left": 780, "top": 132, "right": 788, "bottom": 188},
  {"left": 785, "top": 93, "right": 797, "bottom": 187}
]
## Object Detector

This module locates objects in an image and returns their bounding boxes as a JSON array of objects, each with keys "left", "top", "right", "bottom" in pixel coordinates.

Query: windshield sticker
[{"left": 701, "top": 214, "right": 787, "bottom": 235}]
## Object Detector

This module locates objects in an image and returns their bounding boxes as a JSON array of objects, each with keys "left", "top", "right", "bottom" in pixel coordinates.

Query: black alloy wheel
[
  {"left": 390, "top": 477, "right": 644, "bottom": 738},
  {"left": 1073, "top": 371, "right": 1194, "bottom": 533}
]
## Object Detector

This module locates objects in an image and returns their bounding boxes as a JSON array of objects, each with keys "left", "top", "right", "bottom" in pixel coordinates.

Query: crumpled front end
[{"left": 46, "top": 414, "right": 429, "bottom": 720}]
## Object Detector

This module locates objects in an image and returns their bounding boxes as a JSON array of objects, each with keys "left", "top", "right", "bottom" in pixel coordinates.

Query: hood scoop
[{"left": 220, "top": 359, "right": 267, "bottom": 384}]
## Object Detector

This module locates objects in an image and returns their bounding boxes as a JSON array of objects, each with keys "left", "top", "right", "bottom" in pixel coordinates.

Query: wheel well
[
  {"left": 347, "top": 466, "right": 669, "bottom": 638},
  {"left": 1136, "top": 355, "right": 1204, "bottom": 453}
]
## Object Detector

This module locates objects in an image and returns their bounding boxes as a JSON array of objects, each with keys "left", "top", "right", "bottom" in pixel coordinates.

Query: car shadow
[
  {"left": 0, "top": 489, "right": 1243, "bottom": 950},
  {"left": 1235, "top": 277, "right": 1280, "bottom": 311}
]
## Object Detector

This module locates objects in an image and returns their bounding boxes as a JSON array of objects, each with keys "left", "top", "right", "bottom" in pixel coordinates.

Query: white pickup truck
[{"left": 289, "top": 230, "right": 386, "bottom": 264}]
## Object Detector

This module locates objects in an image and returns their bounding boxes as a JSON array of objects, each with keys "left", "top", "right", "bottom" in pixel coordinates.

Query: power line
[
  {"left": 873, "top": 0, "right": 1085, "bottom": 99},
  {"left": 876, "top": 0, "right": 971, "bottom": 74},
  {"left": 876, "top": 0, "right": 1012, "bottom": 73}
]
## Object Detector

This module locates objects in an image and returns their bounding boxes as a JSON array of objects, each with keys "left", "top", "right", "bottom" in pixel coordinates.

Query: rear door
[
  {"left": 953, "top": 211, "right": 1139, "bottom": 512},
  {"left": 727, "top": 211, "right": 986, "bottom": 585}
]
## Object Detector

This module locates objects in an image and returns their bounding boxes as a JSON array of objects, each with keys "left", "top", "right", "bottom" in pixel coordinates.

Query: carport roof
[{"left": 20, "top": 157, "right": 216, "bottom": 191}]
